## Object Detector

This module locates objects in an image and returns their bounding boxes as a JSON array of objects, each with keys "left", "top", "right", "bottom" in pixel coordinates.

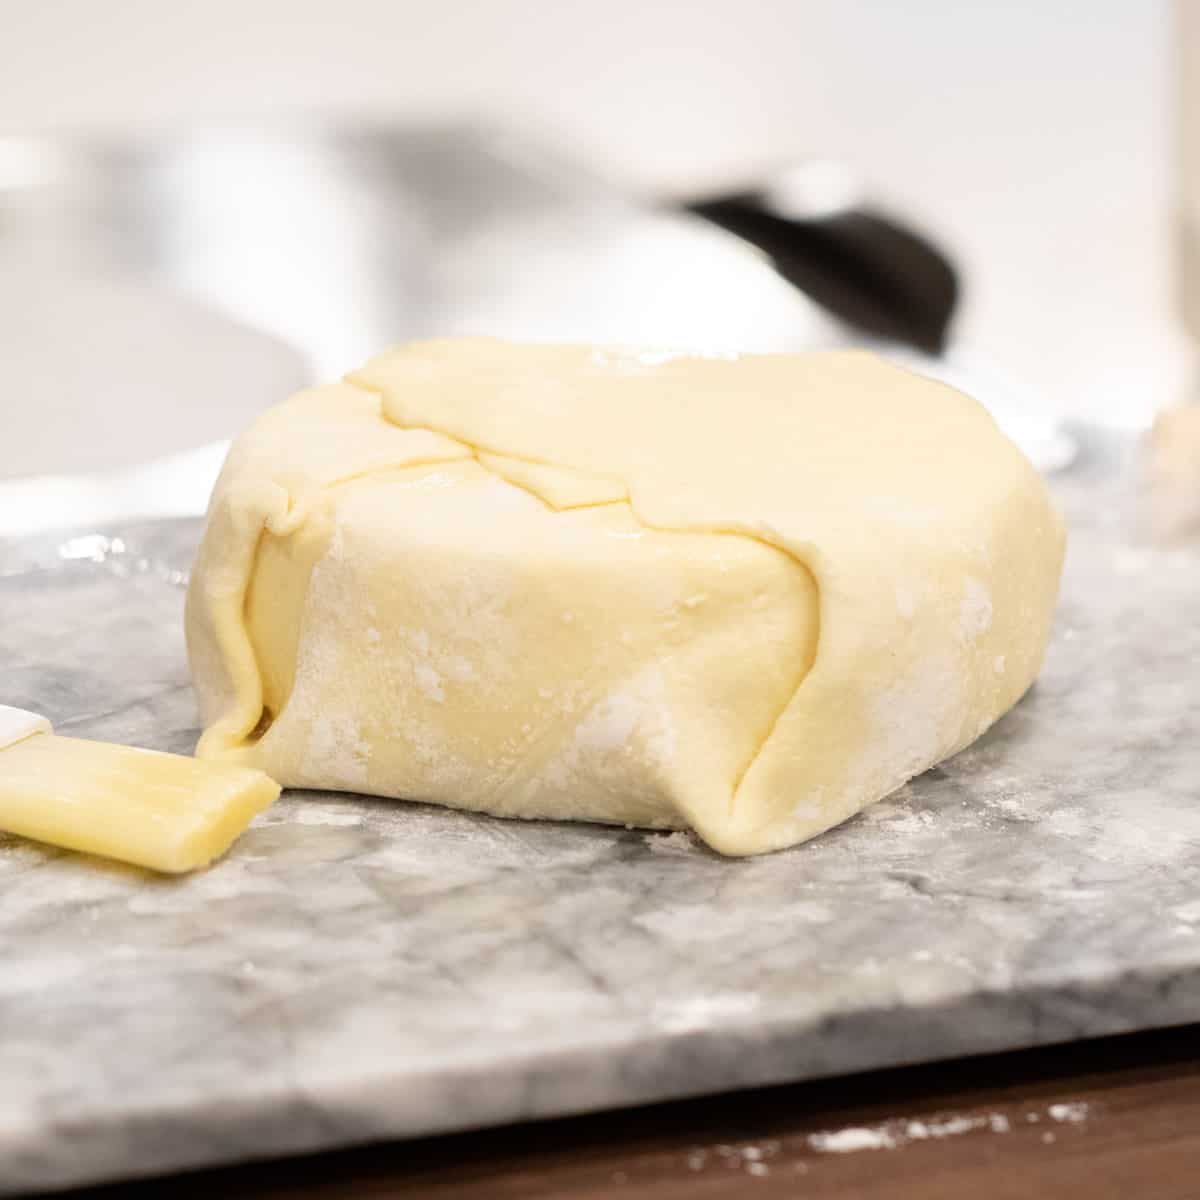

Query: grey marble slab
[{"left": 2, "top": 433, "right": 1199, "bottom": 1195}]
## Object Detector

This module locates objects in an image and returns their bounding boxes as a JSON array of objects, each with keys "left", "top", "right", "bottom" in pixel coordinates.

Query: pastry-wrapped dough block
[{"left": 187, "top": 341, "right": 1065, "bottom": 855}]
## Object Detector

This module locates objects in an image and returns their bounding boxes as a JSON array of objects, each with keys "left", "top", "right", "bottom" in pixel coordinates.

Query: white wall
[{"left": 0, "top": 0, "right": 1182, "bottom": 419}]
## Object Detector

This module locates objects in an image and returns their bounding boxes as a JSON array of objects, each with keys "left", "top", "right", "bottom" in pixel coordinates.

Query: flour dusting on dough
[
  {"left": 858, "top": 651, "right": 967, "bottom": 799},
  {"left": 283, "top": 523, "right": 372, "bottom": 788},
  {"left": 960, "top": 577, "right": 993, "bottom": 640},
  {"left": 575, "top": 692, "right": 642, "bottom": 753},
  {"left": 302, "top": 713, "right": 370, "bottom": 789},
  {"left": 589, "top": 347, "right": 741, "bottom": 372},
  {"left": 575, "top": 667, "right": 677, "bottom": 770},
  {"left": 528, "top": 666, "right": 679, "bottom": 819},
  {"left": 413, "top": 663, "right": 445, "bottom": 703},
  {"left": 895, "top": 584, "right": 919, "bottom": 620}
]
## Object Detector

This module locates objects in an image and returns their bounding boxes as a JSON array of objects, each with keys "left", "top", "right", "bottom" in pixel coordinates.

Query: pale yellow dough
[
  {"left": 1147, "top": 405, "right": 1200, "bottom": 540},
  {"left": 0, "top": 733, "right": 279, "bottom": 873},
  {"left": 187, "top": 340, "right": 1065, "bottom": 855}
]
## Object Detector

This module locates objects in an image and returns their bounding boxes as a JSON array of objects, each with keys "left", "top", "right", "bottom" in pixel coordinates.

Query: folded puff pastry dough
[{"left": 186, "top": 340, "right": 1065, "bottom": 855}]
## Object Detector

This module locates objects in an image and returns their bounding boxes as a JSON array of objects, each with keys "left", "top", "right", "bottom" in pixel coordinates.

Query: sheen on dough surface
[{"left": 186, "top": 339, "right": 1065, "bottom": 855}]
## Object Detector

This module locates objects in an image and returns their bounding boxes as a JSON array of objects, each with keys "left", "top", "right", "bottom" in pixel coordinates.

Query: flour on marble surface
[
  {"left": 644, "top": 830, "right": 698, "bottom": 856},
  {"left": 810, "top": 1126, "right": 898, "bottom": 1153},
  {"left": 809, "top": 1112, "right": 1006, "bottom": 1155},
  {"left": 904, "top": 1114, "right": 985, "bottom": 1139},
  {"left": 653, "top": 991, "right": 761, "bottom": 1032},
  {"left": 807, "top": 1101, "right": 1087, "bottom": 1156},
  {"left": 1047, "top": 1101, "right": 1090, "bottom": 1124},
  {"left": 699, "top": 1140, "right": 781, "bottom": 1179},
  {"left": 860, "top": 790, "right": 936, "bottom": 836},
  {"left": 288, "top": 807, "right": 364, "bottom": 828}
]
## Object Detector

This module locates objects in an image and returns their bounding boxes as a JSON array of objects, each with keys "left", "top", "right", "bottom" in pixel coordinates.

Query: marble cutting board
[{"left": 2, "top": 434, "right": 1199, "bottom": 1195}]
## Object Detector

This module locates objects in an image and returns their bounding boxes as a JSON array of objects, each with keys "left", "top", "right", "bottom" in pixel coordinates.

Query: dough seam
[{"left": 197, "top": 449, "right": 475, "bottom": 757}]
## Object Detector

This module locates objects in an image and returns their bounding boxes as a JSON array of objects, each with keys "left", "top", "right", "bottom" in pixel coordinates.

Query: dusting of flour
[
  {"left": 960, "top": 576, "right": 993, "bottom": 641},
  {"left": 807, "top": 1102, "right": 1085, "bottom": 1156},
  {"left": 282, "top": 520, "right": 373, "bottom": 787}
]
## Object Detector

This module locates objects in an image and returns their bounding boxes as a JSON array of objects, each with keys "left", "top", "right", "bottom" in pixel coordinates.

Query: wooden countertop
[{"left": 55, "top": 1024, "right": 1200, "bottom": 1199}]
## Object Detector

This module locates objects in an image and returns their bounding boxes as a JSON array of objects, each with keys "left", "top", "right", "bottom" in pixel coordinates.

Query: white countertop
[{"left": 0, "top": 0, "right": 1186, "bottom": 427}]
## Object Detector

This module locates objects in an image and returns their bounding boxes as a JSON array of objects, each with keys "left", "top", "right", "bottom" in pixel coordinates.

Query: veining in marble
[{"left": 1, "top": 433, "right": 1198, "bottom": 1194}]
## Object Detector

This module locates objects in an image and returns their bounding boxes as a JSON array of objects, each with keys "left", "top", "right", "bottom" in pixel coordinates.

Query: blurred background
[{"left": 0, "top": 0, "right": 1187, "bottom": 528}]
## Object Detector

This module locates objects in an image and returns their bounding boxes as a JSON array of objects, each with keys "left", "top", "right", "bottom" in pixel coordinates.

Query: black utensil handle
[{"left": 686, "top": 195, "right": 959, "bottom": 355}]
